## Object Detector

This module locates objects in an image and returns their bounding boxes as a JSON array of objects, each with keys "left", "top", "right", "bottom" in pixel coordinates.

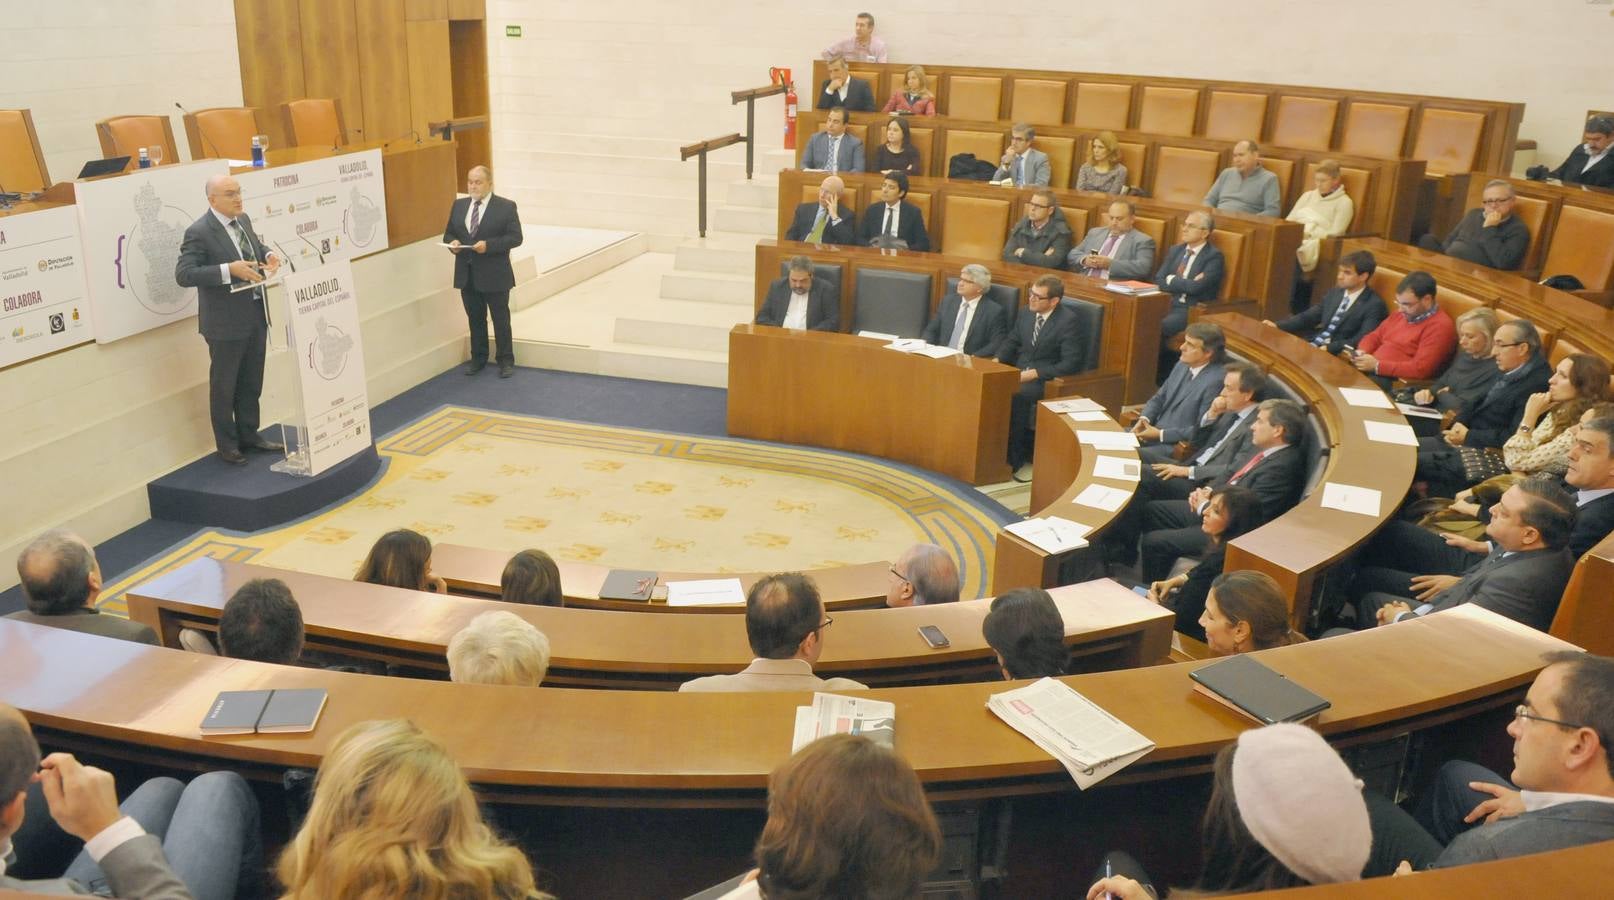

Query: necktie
[
  {"left": 1032, "top": 313, "right": 1046, "bottom": 345},
  {"left": 230, "top": 220, "right": 252, "bottom": 261},
  {"left": 883, "top": 206, "right": 894, "bottom": 236},
  {"left": 1085, "top": 231, "right": 1122, "bottom": 277},
  {"left": 827, "top": 137, "right": 840, "bottom": 173},
  {"left": 806, "top": 208, "right": 828, "bottom": 243},
  {"left": 949, "top": 301, "right": 970, "bottom": 350},
  {"left": 1195, "top": 414, "right": 1240, "bottom": 465},
  {"left": 1313, "top": 294, "right": 1354, "bottom": 346},
  {"left": 1176, "top": 248, "right": 1195, "bottom": 277},
  {"left": 1227, "top": 449, "right": 1265, "bottom": 484},
  {"left": 1016, "top": 156, "right": 1024, "bottom": 186},
  {"left": 469, "top": 198, "right": 482, "bottom": 235}
]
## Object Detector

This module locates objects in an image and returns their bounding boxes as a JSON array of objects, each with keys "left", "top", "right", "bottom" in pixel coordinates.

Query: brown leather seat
[
  {"left": 1269, "top": 96, "right": 1338, "bottom": 151},
  {"left": 1300, "top": 161, "right": 1373, "bottom": 232},
  {"left": 1073, "top": 82, "right": 1131, "bottom": 130},
  {"left": 943, "top": 130, "right": 1005, "bottom": 172},
  {"left": 844, "top": 123, "right": 870, "bottom": 149},
  {"left": 946, "top": 76, "right": 1003, "bottom": 120},
  {"left": 1435, "top": 287, "right": 1487, "bottom": 324},
  {"left": 1541, "top": 205, "right": 1614, "bottom": 292},
  {"left": 908, "top": 192, "right": 932, "bottom": 223},
  {"left": 1040, "top": 136, "right": 1076, "bottom": 189},
  {"left": 1058, "top": 206, "right": 1090, "bottom": 237},
  {"left": 1263, "top": 157, "right": 1295, "bottom": 209},
  {"left": 1149, "top": 146, "right": 1221, "bottom": 205},
  {"left": 850, "top": 67, "right": 883, "bottom": 98},
  {"left": 1506, "top": 195, "right": 1552, "bottom": 276},
  {"left": 1493, "top": 307, "right": 1554, "bottom": 356},
  {"left": 1549, "top": 337, "right": 1586, "bottom": 368},
  {"left": 0, "top": 109, "right": 50, "bottom": 192},
  {"left": 96, "top": 115, "right": 181, "bottom": 171},
  {"left": 908, "top": 127, "right": 935, "bottom": 175},
  {"left": 1132, "top": 215, "right": 1170, "bottom": 255},
  {"left": 1369, "top": 266, "right": 1407, "bottom": 308},
  {"left": 183, "top": 107, "right": 264, "bottom": 160},
  {"left": 1203, "top": 91, "right": 1268, "bottom": 142},
  {"left": 282, "top": 98, "right": 348, "bottom": 148},
  {"left": 1412, "top": 109, "right": 1485, "bottom": 176},
  {"left": 1137, "top": 86, "right": 1199, "bottom": 137},
  {"left": 800, "top": 183, "right": 862, "bottom": 213},
  {"left": 1207, "top": 229, "right": 1244, "bottom": 299},
  {"left": 939, "top": 194, "right": 1012, "bottom": 259},
  {"left": 1010, "top": 79, "right": 1067, "bottom": 126},
  {"left": 1339, "top": 102, "right": 1412, "bottom": 159}
]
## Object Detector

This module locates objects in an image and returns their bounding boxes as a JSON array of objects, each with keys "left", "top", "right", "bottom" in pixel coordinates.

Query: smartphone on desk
[
  {"left": 917, "top": 625, "right": 950, "bottom": 649},
  {"left": 1131, "top": 585, "right": 1151, "bottom": 598}
]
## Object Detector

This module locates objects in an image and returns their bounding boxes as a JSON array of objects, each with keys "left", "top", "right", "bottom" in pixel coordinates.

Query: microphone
[
  {"left": 380, "top": 130, "right": 423, "bottom": 148},
  {"left": 333, "top": 126, "right": 367, "bottom": 152},
  {"left": 175, "top": 102, "right": 224, "bottom": 161}
]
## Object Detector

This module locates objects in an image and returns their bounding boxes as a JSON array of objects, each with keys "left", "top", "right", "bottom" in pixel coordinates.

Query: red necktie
[{"left": 1227, "top": 449, "right": 1265, "bottom": 484}]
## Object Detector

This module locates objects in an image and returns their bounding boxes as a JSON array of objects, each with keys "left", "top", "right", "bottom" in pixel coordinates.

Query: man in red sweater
[{"left": 1345, "top": 271, "right": 1456, "bottom": 390}]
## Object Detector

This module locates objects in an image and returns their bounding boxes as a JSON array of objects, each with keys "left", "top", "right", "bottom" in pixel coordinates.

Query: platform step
[
  {"left": 726, "top": 178, "right": 780, "bottom": 207},
  {"left": 659, "top": 270, "right": 752, "bottom": 305},
  {"left": 672, "top": 231, "right": 759, "bottom": 275},
  {"left": 511, "top": 233, "right": 646, "bottom": 312},
  {"left": 613, "top": 299, "right": 749, "bottom": 353}
]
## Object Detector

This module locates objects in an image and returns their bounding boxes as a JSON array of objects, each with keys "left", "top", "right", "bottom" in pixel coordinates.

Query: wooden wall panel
[
  {"left": 406, "top": 0, "right": 447, "bottom": 20},
  {"left": 447, "top": 0, "right": 485, "bottom": 20},
  {"left": 234, "top": 0, "right": 305, "bottom": 151},
  {"left": 406, "top": 20, "right": 454, "bottom": 141},
  {"left": 449, "top": 19, "right": 490, "bottom": 186},
  {"left": 354, "top": 0, "right": 414, "bottom": 144},
  {"left": 298, "top": 0, "right": 364, "bottom": 143}
]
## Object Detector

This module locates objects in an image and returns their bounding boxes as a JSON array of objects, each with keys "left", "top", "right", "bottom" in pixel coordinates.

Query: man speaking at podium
[
  {"left": 444, "top": 165, "right": 524, "bottom": 378},
  {"left": 176, "top": 174, "right": 281, "bottom": 466}
]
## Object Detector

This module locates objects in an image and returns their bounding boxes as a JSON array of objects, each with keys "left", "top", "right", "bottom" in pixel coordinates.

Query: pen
[{"left": 1102, "top": 858, "right": 1117, "bottom": 900}]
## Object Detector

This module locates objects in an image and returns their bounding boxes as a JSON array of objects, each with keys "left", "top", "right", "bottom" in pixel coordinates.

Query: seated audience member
[
  {"left": 1198, "top": 571, "right": 1305, "bottom": 655},
  {"left": 1543, "top": 115, "right": 1614, "bottom": 188},
  {"left": 1068, "top": 199, "right": 1157, "bottom": 281},
  {"left": 872, "top": 116, "right": 921, "bottom": 175},
  {"left": 1416, "top": 179, "right": 1530, "bottom": 271},
  {"left": 783, "top": 174, "right": 856, "bottom": 245},
  {"left": 882, "top": 65, "right": 935, "bottom": 116},
  {"left": 856, "top": 171, "right": 929, "bottom": 250},
  {"left": 446, "top": 610, "right": 551, "bottom": 687},
  {"left": 1153, "top": 211, "right": 1226, "bottom": 342},
  {"left": 218, "top": 577, "right": 304, "bottom": 665},
  {"left": 713, "top": 734, "right": 941, "bottom": 900},
  {"left": 0, "top": 704, "right": 261, "bottom": 899},
  {"left": 1352, "top": 477, "right": 1576, "bottom": 632},
  {"left": 993, "top": 123, "right": 1051, "bottom": 187},
  {"left": 1203, "top": 140, "right": 1281, "bottom": 217},
  {"left": 1087, "top": 724, "right": 1371, "bottom": 900},
  {"left": 1401, "top": 307, "right": 1501, "bottom": 418},
  {"left": 1001, "top": 188, "right": 1074, "bottom": 270},
  {"left": 680, "top": 573, "right": 868, "bottom": 692},
  {"left": 1398, "top": 651, "right": 1614, "bottom": 867},
  {"left": 822, "top": 12, "right": 887, "bottom": 63},
  {"left": 277, "top": 719, "right": 545, "bottom": 899},
  {"left": 1268, "top": 250, "right": 1385, "bottom": 355},
  {"left": 1144, "top": 361, "right": 1266, "bottom": 489},
  {"left": 500, "top": 548, "right": 563, "bottom": 606},
  {"left": 982, "top": 588, "right": 1068, "bottom": 679},
  {"left": 1413, "top": 319, "right": 1551, "bottom": 497},
  {"left": 755, "top": 255, "right": 840, "bottom": 332},
  {"left": 1286, "top": 159, "right": 1355, "bottom": 282},
  {"left": 799, "top": 106, "right": 864, "bottom": 173},
  {"left": 354, "top": 528, "right": 447, "bottom": 593},
  {"left": 1137, "top": 399, "right": 1309, "bottom": 582},
  {"left": 1143, "top": 487, "right": 1264, "bottom": 640},
  {"left": 1347, "top": 270, "right": 1457, "bottom": 388},
  {"left": 885, "top": 543, "right": 962, "bottom": 608},
  {"left": 7, "top": 530, "right": 155, "bottom": 645},
  {"left": 997, "top": 275, "right": 1084, "bottom": 479},
  {"left": 1133, "top": 322, "right": 1228, "bottom": 462},
  {"left": 1498, "top": 355, "right": 1610, "bottom": 478},
  {"left": 921, "top": 264, "right": 1007, "bottom": 356},
  {"left": 1075, "top": 131, "right": 1129, "bottom": 195},
  {"left": 815, "top": 56, "right": 874, "bottom": 111}
]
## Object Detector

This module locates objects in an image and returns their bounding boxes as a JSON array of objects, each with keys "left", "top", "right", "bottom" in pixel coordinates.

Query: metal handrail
[
  {"left": 677, "top": 83, "right": 787, "bottom": 237},
  {"left": 730, "top": 83, "right": 787, "bottom": 180},
  {"left": 679, "top": 133, "right": 744, "bottom": 238}
]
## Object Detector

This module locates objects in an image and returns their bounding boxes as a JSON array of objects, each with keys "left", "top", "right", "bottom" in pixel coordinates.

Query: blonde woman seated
[
  {"left": 277, "top": 718, "right": 549, "bottom": 899},
  {"left": 1286, "top": 160, "right": 1355, "bottom": 277},
  {"left": 1400, "top": 308, "right": 1501, "bottom": 421},
  {"left": 881, "top": 65, "right": 936, "bottom": 116},
  {"left": 447, "top": 610, "right": 551, "bottom": 687},
  {"left": 354, "top": 528, "right": 447, "bottom": 593},
  {"left": 1199, "top": 571, "right": 1306, "bottom": 656},
  {"left": 1075, "top": 131, "right": 1129, "bottom": 195}
]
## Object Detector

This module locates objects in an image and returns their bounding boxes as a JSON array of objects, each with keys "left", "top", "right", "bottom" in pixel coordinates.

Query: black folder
[
  {"left": 1188, "top": 654, "right": 1330, "bottom": 725},
  {"left": 598, "top": 569, "right": 658, "bottom": 601},
  {"left": 77, "top": 157, "right": 130, "bottom": 179}
]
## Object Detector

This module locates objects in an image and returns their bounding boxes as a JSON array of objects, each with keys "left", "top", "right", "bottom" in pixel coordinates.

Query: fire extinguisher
[{"left": 771, "top": 66, "right": 798, "bottom": 150}]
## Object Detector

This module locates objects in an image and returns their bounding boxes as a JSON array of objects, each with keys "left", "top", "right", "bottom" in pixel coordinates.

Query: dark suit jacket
[
  {"left": 1153, "top": 241, "right": 1226, "bottom": 305},
  {"left": 1456, "top": 355, "right": 1551, "bottom": 449},
  {"left": 3, "top": 833, "right": 191, "bottom": 899},
  {"left": 784, "top": 201, "right": 856, "bottom": 245},
  {"left": 1140, "top": 361, "right": 1226, "bottom": 444},
  {"left": 996, "top": 304, "right": 1083, "bottom": 387},
  {"left": 1550, "top": 145, "right": 1614, "bottom": 189},
  {"left": 1277, "top": 286, "right": 1388, "bottom": 354},
  {"left": 4, "top": 608, "right": 157, "bottom": 644},
  {"left": 857, "top": 201, "right": 930, "bottom": 251},
  {"left": 755, "top": 277, "right": 840, "bottom": 332},
  {"left": 1479, "top": 480, "right": 1614, "bottom": 559},
  {"left": 443, "top": 194, "right": 523, "bottom": 292},
  {"left": 1424, "top": 546, "right": 1575, "bottom": 631},
  {"left": 921, "top": 293, "right": 1008, "bottom": 357},
  {"left": 175, "top": 210, "right": 272, "bottom": 340},
  {"left": 818, "top": 77, "right": 876, "bottom": 112},
  {"left": 1209, "top": 443, "right": 1306, "bottom": 521},
  {"left": 1188, "top": 406, "right": 1259, "bottom": 483}
]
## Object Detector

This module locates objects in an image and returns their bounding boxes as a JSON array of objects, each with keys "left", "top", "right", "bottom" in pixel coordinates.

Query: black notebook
[
  {"left": 598, "top": 569, "right": 658, "bottom": 601},
  {"left": 201, "top": 688, "right": 328, "bottom": 736},
  {"left": 1188, "top": 654, "right": 1330, "bottom": 725}
]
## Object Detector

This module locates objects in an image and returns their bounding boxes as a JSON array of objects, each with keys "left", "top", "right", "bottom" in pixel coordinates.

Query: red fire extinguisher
[{"left": 772, "top": 67, "right": 798, "bottom": 150}]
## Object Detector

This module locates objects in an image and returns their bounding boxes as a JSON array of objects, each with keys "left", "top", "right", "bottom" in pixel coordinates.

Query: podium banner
[
  {"left": 282, "top": 261, "right": 371, "bottom": 476},
  {"left": 236, "top": 148, "right": 389, "bottom": 274},
  {"left": 0, "top": 206, "right": 94, "bottom": 368},
  {"left": 74, "top": 159, "right": 230, "bottom": 343}
]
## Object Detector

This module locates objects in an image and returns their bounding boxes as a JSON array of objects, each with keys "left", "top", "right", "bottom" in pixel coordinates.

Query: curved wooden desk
[
  {"left": 1226, "top": 838, "right": 1614, "bottom": 899},
  {"left": 123, "top": 559, "right": 1174, "bottom": 689},
  {"left": 432, "top": 542, "right": 891, "bottom": 613}
]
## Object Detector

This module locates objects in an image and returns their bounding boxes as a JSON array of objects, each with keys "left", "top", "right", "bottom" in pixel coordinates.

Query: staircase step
[
  {"left": 614, "top": 300, "right": 749, "bottom": 353},
  {"left": 711, "top": 204, "right": 777, "bottom": 235},
  {"left": 659, "top": 270, "right": 752, "bottom": 305}
]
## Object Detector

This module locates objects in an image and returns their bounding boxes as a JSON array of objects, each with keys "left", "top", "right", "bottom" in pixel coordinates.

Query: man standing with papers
[
  {"left": 679, "top": 574, "right": 867, "bottom": 692},
  {"left": 444, "top": 165, "right": 524, "bottom": 378}
]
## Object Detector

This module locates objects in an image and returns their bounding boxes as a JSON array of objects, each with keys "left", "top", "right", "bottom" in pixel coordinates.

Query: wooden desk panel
[
  {"left": 728, "top": 325, "right": 1018, "bottom": 485},
  {"left": 1228, "top": 839, "right": 1614, "bottom": 898},
  {"left": 123, "top": 559, "right": 1174, "bottom": 687}
]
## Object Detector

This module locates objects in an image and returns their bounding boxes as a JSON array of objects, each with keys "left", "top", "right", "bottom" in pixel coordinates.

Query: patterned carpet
[{"left": 98, "top": 406, "right": 1009, "bottom": 611}]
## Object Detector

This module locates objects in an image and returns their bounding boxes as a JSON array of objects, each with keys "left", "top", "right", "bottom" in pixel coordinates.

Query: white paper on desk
[
  {"left": 792, "top": 693, "right": 897, "bottom": 753},
  {"left": 1396, "top": 402, "right": 1444, "bottom": 420},
  {"left": 1319, "top": 482, "right": 1382, "bottom": 517},
  {"left": 1092, "top": 455, "right": 1142, "bottom": 481},
  {"left": 1044, "top": 397, "right": 1104, "bottom": 413},
  {"left": 665, "top": 578, "right": 746, "bottom": 606},
  {"left": 1064, "top": 409, "right": 1111, "bottom": 421},
  {"left": 1077, "top": 430, "right": 1140, "bottom": 450},
  {"left": 857, "top": 330, "right": 899, "bottom": 341},
  {"left": 1364, "top": 420, "right": 1419, "bottom": 446},
  {"left": 986, "top": 677, "right": 1154, "bottom": 789},
  {"left": 883, "top": 338, "right": 926, "bottom": 353},
  {"left": 911, "top": 344, "right": 961, "bottom": 359},
  {"left": 1338, "top": 387, "right": 1394, "bottom": 409},
  {"left": 1074, "top": 483, "right": 1130, "bottom": 511},
  {"left": 1004, "top": 516, "right": 1091, "bottom": 553}
]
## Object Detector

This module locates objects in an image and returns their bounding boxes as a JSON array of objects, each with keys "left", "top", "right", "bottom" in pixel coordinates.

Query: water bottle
[
  {"left": 137, "top": 147, "right": 150, "bottom": 169},
  {"left": 251, "top": 135, "right": 265, "bottom": 167}
]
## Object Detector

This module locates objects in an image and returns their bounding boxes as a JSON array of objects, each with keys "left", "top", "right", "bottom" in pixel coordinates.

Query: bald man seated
[
  {"left": 884, "top": 544, "right": 962, "bottom": 607},
  {"left": 6, "top": 530, "right": 155, "bottom": 645},
  {"left": 679, "top": 573, "right": 868, "bottom": 692}
]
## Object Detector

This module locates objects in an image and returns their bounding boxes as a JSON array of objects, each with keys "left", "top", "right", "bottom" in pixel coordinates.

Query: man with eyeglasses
[
  {"left": 1067, "top": 199, "right": 1156, "bottom": 281},
  {"left": 921, "top": 265, "right": 1007, "bottom": 357},
  {"left": 993, "top": 124, "right": 1050, "bottom": 188},
  {"left": 884, "top": 544, "right": 961, "bottom": 608},
  {"left": 679, "top": 573, "right": 866, "bottom": 692},
  {"left": 1001, "top": 189, "right": 1073, "bottom": 270},
  {"left": 1416, "top": 179, "right": 1531, "bottom": 271},
  {"left": 1347, "top": 270, "right": 1456, "bottom": 389},
  {"left": 1152, "top": 211, "right": 1225, "bottom": 345}
]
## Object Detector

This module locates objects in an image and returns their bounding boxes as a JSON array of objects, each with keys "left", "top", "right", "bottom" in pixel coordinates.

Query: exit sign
[{"left": 506, "top": 25, "right": 522, "bottom": 37}]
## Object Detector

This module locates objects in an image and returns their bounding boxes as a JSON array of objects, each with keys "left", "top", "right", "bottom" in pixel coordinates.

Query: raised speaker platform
[{"left": 146, "top": 436, "right": 383, "bottom": 532}]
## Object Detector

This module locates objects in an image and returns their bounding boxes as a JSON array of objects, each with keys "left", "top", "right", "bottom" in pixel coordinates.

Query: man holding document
[{"left": 444, "top": 165, "right": 524, "bottom": 378}]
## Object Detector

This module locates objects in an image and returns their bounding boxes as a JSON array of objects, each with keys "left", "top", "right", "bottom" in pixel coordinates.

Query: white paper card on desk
[
  {"left": 857, "top": 330, "right": 899, "bottom": 341},
  {"left": 1092, "top": 455, "right": 1142, "bottom": 481},
  {"left": 1319, "top": 482, "right": 1382, "bottom": 517},
  {"left": 665, "top": 578, "right": 746, "bottom": 606},
  {"left": 1338, "top": 387, "right": 1394, "bottom": 409},
  {"left": 1364, "top": 420, "right": 1419, "bottom": 446},
  {"left": 884, "top": 338, "right": 926, "bottom": 352},
  {"left": 911, "top": 344, "right": 961, "bottom": 359},
  {"left": 1004, "top": 517, "right": 1091, "bottom": 553},
  {"left": 1077, "top": 430, "right": 1140, "bottom": 450},
  {"left": 1074, "top": 483, "right": 1130, "bottom": 511},
  {"left": 1045, "top": 397, "right": 1104, "bottom": 413},
  {"left": 1065, "top": 409, "right": 1110, "bottom": 422},
  {"left": 986, "top": 677, "right": 1154, "bottom": 789},
  {"left": 1396, "top": 402, "right": 1443, "bottom": 420}
]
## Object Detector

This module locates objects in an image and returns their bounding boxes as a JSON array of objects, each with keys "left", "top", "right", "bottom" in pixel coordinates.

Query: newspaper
[
  {"left": 791, "top": 693, "right": 895, "bottom": 752},
  {"left": 986, "top": 677, "right": 1154, "bottom": 789}
]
